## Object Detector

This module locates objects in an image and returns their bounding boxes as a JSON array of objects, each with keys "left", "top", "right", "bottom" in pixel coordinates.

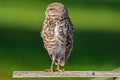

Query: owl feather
[{"left": 41, "top": 2, "right": 74, "bottom": 71}]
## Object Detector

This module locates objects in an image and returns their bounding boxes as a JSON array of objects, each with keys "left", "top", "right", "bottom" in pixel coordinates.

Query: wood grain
[{"left": 13, "top": 71, "right": 120, "bottom": 78}]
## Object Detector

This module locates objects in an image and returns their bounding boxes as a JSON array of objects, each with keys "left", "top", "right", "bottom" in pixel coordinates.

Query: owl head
[{"left": 45, "top": 2, "right": 68, "bottom": 18}]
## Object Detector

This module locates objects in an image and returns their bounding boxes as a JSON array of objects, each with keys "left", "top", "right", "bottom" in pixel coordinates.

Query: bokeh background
[{"left": 0, "top": 0, "right": 120, "bottom": 80}]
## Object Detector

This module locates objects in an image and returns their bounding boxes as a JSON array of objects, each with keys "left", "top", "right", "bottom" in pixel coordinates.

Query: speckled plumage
[{"left": 41, "top": 2, "right": 74, "bottom": 72}]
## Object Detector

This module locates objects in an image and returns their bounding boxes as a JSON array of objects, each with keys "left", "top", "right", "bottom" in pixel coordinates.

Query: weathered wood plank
[{"left": 13, "top": 71, "right": 120, "bottom": 78}]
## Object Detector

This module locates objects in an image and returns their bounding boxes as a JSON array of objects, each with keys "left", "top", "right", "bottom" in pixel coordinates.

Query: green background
[{"left": 0, "top": 0, "right": 120, "bottom": 80}]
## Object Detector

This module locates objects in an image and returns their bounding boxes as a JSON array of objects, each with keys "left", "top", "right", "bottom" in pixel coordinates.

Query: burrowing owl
[{"left": 41, "top": 2, "right": 74, "bottom": 72}]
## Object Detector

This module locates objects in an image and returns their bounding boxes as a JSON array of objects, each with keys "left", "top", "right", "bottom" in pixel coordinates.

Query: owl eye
[{"left": 49, "top": 8, "right": 55, "bottom": 12}]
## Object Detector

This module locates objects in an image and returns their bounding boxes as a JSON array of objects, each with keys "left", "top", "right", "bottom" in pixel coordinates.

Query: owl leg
[
  {"left": 55, "top": 48, "right": 66, "bottom": 72},
  {"left": 50, "top": 57, "right": 55, "bottom": 72},
  {"left": 57, "top": 59, "right": 60, "bottom": 70},
  {"left": 45, "top": 56, "right": 55, "bottom": 72},
  {"left": 56, "top": 58, "right": 64, "bottom": 72}
]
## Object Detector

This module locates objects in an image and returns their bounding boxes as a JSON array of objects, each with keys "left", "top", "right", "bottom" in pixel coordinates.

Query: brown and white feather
[{"left": 41, "top": 3, "right": 74, "bottom": 66}]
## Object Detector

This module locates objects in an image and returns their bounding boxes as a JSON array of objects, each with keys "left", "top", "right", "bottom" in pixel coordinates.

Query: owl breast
[
  {"left": 54, "top": 25, "right": 59, "bottom": 39},
  {"left": 41, "top": 16, "right": 73, "bottom": 66}
]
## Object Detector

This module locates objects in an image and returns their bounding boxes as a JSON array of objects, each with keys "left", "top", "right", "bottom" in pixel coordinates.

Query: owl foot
[
  {"left": 44, "top": 69, "right": 55, "bottom": 72},
  {"left": 55, "top": 69, "right": 64, "bottom": 72}
]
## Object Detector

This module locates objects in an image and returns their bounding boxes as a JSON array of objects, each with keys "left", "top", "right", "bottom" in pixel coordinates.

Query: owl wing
[
  {"left": 59, "top": 17, "right": 74, "bottom": 63},
  {"left": 64, "top": 17, "right": 74, "bottom": 62}
]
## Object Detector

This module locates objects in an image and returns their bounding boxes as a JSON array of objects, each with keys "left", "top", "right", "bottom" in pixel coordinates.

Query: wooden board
[{"left": 13, "top": 71, "right": 120, "bottom": 78}]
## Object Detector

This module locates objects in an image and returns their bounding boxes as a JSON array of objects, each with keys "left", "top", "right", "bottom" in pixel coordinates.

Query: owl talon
[
  {"left": 44, "top": 69, "right": 55, "bottom": 72},
  {"left": 55, "top": 69, "right": 64, "bottom": 72}
]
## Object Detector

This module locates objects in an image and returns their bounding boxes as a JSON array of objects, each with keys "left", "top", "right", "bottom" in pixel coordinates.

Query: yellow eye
[{"left": 50, "top": 8, "right": 55, "bottom": 12}]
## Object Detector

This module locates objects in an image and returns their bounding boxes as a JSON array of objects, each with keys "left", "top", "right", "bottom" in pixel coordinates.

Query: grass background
[{"left": 0, "top": 0, "right": 120, "bottom": 80}]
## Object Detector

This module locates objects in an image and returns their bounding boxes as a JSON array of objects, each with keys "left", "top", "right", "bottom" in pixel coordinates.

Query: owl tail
[
  {"left": 55, "top": 61, "right": 65, "bottom": 66},
  {"left": 60, "top": 61, "right": 65, "bottom": 66},
  {"left": 55, "top": 57, "right": 65, "bottom": 66}
]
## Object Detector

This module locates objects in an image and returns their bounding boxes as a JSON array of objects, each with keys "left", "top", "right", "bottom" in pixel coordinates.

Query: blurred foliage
[
  {"left": 0, "top": 0, "right": 120, "bottom": 80},
  {"left": 0, "top": 0, "right": 120, "bottom": 31}
]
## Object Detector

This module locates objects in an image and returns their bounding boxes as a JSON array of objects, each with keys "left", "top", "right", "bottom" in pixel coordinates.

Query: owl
[{"left": 41, "top": 2, "right": 74, "bottom": 72}]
